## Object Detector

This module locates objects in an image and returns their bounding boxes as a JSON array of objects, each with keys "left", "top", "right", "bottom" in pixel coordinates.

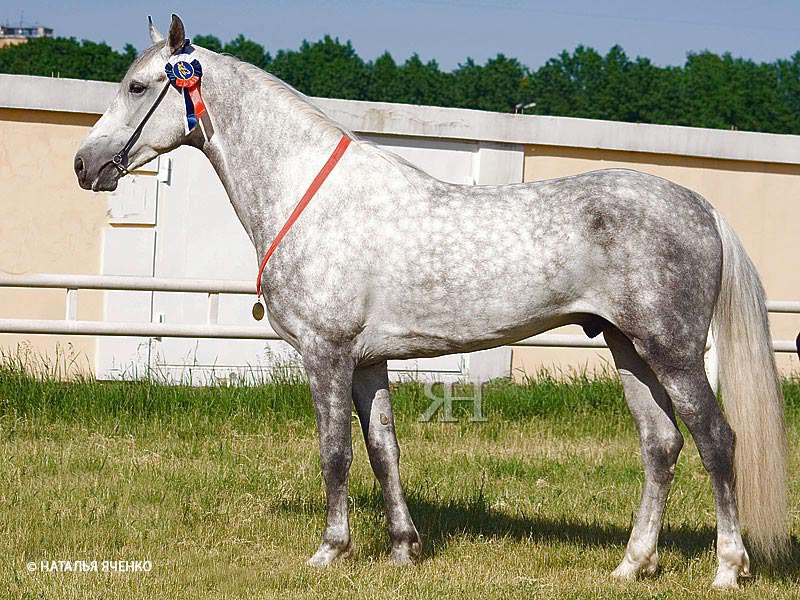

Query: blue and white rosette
[{"left": 165, "top": 45, "right": 207, "bottom": 135}]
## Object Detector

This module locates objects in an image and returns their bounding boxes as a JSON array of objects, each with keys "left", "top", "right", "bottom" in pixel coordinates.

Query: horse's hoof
[
  {"left": 306, "top": 540, "right": 352, "bottom": 567},
  {"left": 390, "top": 540, "right": 421, "bottom": 565},
  {"left": 711, "top": 563, "right": 748, "bottom": 590},
  {"left": 711, "top": 570, "right": 740, "bottom": 590},
  {"left": 712, "top": 542, "right": 749, "bottom": 589},
  {"left": 611, "top": 550, "right": 658, "bottom": 581},
  {"left": 610, "top": 563, "right": 638, "bottom": 582}
]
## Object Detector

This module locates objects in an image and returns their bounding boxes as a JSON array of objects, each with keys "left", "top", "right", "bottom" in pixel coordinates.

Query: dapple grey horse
[{"left": 74, "top": 15, "right": 788, "bottom": 589}]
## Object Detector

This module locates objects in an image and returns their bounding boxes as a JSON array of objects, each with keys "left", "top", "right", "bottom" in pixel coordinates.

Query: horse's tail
[{"left": 712, "top": 210, "right": 788, "bottom": 560}]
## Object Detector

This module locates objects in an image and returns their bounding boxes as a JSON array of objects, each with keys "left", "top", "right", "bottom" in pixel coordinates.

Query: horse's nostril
[{"left": 74, "top": 155, "right": 85, "bottom": 176}]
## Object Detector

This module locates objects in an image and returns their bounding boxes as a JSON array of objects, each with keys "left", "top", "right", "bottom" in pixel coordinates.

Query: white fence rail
[{"left": 0, "top": 274, "right": 796, "bottom": 353}]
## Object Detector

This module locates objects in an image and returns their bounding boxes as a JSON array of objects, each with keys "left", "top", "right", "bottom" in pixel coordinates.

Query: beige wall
[
  {"left": 514, "top": 145, "right": 800, "bottom": 376},
  {"left": 0, "top": 38, "right": 27, "bottom": 49},
  {"left": 0, "top": 108, "right": 106, "bottom": 372},
  {"left": 0, "top": 91, "right": 798, "bottom": 379}
]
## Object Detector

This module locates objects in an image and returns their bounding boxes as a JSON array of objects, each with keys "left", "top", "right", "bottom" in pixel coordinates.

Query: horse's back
[{"left": 353, "top": 167, "right": 722, "bottom": 361}]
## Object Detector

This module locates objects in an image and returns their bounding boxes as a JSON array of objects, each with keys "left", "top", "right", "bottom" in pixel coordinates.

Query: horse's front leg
[
  {"left": 304, "top": 348, "right": 356, "bottom": 567},
  {"left": 352, "top": 362, "right": 421, "bottom": 564}
]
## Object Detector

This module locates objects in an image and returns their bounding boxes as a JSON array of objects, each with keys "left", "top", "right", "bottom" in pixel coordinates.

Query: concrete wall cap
[{"left": 2, "top": 73, "right": 799, "bottom": 165}]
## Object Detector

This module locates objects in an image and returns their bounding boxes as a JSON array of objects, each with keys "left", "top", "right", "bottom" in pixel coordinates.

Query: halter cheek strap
[
  {"left": 252, "top": 134, "right": 351, "bottom": 319},
  {"left": 112, "top": 81, "right": 172, "bottom": 174}
]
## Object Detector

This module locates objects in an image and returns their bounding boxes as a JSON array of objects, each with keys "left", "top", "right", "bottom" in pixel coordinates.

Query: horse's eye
[{"left": 128, "top": 81, "right": 146, "bottom": 95}]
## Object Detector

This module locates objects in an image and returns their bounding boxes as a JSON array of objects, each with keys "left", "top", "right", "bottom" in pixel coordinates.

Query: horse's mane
[
  {"left": 212, "top": 51, "right": 430, "bottom": 183},
  {"left": 232, "top": 58, "right": 350, "bottom": 137}
]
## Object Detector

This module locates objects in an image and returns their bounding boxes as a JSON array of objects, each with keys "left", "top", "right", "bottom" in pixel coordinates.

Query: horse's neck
[{"left": 197, "top": 52, "right": 344, "bottom": 254}]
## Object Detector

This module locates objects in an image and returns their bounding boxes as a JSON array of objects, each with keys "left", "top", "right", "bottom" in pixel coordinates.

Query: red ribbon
[
  {"left": 256, "top": 134, "right": 352, "bottom": 299},
  {"left": 187, "top": 86, "right": 205, "bottom": 119}
]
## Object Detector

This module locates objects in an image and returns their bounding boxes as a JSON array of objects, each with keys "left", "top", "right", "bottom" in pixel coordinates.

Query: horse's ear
[
  {"left": 148, "top": 16, "right": 164, "bottom": 44},
  {"left": 166, "top": 14, "right": 186, "bottom": 54}
]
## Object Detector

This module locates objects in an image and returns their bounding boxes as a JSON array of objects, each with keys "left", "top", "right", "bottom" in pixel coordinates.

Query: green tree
[
  {"left": 452, "top": 54, "right": 529, "bottom": 112},
  {"left": 3, "top": 33, "right": 800, "bottom": 134},
  {"left": 192, "top": 34, "right": 223, "bottom": 53},
  {"left": 528, "top": 45, "right": 605, "bottom": 118},
  {"left": 194, "top": 34, "right": 270, "bottom": 69},
  {"left": 366, "top": 51, "right": 403, "bottom": 103},
  {"left": 626, "top": 59, "right": 682, "bottom": 126},
  {"left": 269, "top": 36, "right": 368, "bottom": 99},
  {"left": 675, "top": 52, "right": 780, "bottom": 132},
  {"left": 223, "top": 34, "right": 270, "bottom": 70},
  {"left": 0, "top": 37, "right": 136, "bottom": 81},
  {"left": 596, "top": 45, "right": 636, "bottom": 121},
  {"left": 393, "top": 54, "right": 451, "bottom": 106},
  {"left": 775, "top": 52, "right": 800, "bottom": 134}
]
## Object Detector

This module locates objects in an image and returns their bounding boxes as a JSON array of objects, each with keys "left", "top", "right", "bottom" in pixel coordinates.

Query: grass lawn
[{"left": 1, "top": 360, "right": 799, "bottom": 599}]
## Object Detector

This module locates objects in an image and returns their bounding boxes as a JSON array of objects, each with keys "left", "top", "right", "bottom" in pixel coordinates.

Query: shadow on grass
[
  {"left": 320, "top": 488, "right": 800, "bottom": 580},
  {"left": 408, "top": 495, "right": 800, "bottom": 581},
  {"left": 752, "top": 543, "right": 800, "bottom": 583},
  {"left": 416, "top": 495, "right": 800, "bottom": 577},
  {"left": 404, "top": 495, "right": 713, "bottom": 559},
  {"left": 280, "top": 486, "right": 712, "bottom": 559}
]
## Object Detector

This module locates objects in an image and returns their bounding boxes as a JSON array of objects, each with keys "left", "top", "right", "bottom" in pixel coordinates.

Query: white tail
[{"left": 712, "top": 211, "right": 788, "bottom": 559}]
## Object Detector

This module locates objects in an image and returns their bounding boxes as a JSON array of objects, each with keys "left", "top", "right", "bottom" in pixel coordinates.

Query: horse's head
[{"left": 75, "top": 15, "right": 198, "bottom": 191}]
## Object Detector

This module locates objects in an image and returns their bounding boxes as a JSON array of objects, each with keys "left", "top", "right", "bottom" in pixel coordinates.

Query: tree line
[{"left": 2, "top": 34, "right": 799, "bottom": 135}]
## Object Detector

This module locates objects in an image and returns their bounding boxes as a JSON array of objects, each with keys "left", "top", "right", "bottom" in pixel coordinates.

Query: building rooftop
[{"left": 0, "top": 24, "right": 53, "bottom": 38}]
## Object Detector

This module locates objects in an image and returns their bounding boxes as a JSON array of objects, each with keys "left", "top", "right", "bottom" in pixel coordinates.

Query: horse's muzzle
[{"left": 74, "top": 151, "right": 120, "bottom": 192}]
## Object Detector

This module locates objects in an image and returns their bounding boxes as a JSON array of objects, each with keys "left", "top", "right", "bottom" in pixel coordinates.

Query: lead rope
[{"left": 252, "top": 133, "right": 352, "bottom": 321}]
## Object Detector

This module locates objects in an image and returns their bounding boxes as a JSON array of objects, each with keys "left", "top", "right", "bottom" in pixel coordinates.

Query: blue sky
[{"left": 2, "top": 0, "right": 799, "bottom": 70}]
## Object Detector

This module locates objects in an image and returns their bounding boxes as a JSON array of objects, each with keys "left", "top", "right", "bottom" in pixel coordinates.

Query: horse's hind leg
[
  {"left": 604, "top": 327, "right": 684, "bottom": 580},
  {"left": 352, "top": 362, "right": 421, "bottom": 564},
  {"left": 639, "top": 354, "right": 749, "bottom": 589}
]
